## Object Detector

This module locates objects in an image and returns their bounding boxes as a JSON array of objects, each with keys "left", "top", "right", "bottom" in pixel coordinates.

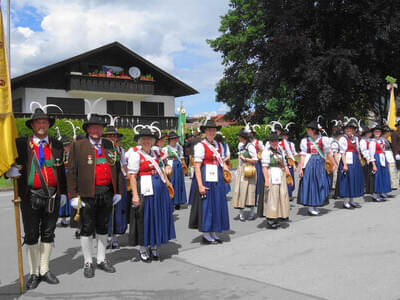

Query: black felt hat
[
  {"left": 60, "top": 136, "right": 71, "bottom": 145},
  {"left": 344, "top": 121, "right": 358, "bottom": 129},
  {"left": 167, "top": 131, "right": 179, "bottom": 140},
  {"left": 134, "top": 127, "right": 156, "bottom": 142},
  {"left": 268, "top": 132, "right": 282, "bottom": 141},
  {"left": 82, "top": 114, "right": 108, "bottom": 131},
  {"left": 25, "top": 108, "right": 56, "bottom": 129},
  {"left": 200, "top": 119, "right": 221, "bottom": 133},
  {"left": 237, "top": 128, "right": 251, "bottom": 139},
  {"left": 306, "top": 121, "right": 319, "bottom": 131}
]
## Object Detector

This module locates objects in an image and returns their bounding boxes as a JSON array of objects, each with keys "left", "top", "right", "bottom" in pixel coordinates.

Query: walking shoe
[
  {"left": 150, "top": 249, "right": 159, "bottom": 261},
  {"left": 239, "top": 214, "right": 246, "bottom": 222},
  {"left": 247, "top": 213, "right": 256, "bottom": 221},
  {"left": 308, "top": 207, "right": 320, "bottom": 216},
  {"left": 343, "top": 202, "right": 352, "bottom": 209},
  {"left": 83, "top": 262, "right": 95, "bottom": 278},
  {"left": 40, "top": 271, "right": 59, "bottom": 284},
  {"left": 201, "top": 236, "right": 218, "bottom": 245},
  {"left": 349, "top": 201, "right": 361, "bottom": 208},
  {"left": 139, "top": 250, "right": 151, "bottom": 263},
  {"left": 26, "top": 274, "right": 40, "bottom": 290},
  {"left": 97, "top": 259, "right": 116, "bottom": 273}
]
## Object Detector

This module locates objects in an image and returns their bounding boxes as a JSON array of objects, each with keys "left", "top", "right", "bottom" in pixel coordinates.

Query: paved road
[{"left": 0, "top": 174, "right": 399, "bottom": 300}]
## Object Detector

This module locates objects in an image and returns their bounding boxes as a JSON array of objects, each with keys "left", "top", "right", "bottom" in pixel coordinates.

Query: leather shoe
[
  {"left": 83, "top": 262, "right": 95, "bottom": 278},
  {"left": 139, "top": 251, "right": 151, "bottom": 263},
  {"left": 41, "top": 271, "right": 59, "bottom": 284},
  {"left": 343, "top": 202, "right": 352, "bottom": 209},
  {"left": 26, "top": 274, "right": 40, "bottom": 290},
  {"left": 201, "top": 237, "right": 218, "bottom": 245},
  {"left": 150, "top": 249, "right": 160, "bottom": 261},
  {"left": 349, "top": 202, "right": 361, "bottom": 208},
  {"left": 97, "top": 259, "right": 116, "bottom": 273}
]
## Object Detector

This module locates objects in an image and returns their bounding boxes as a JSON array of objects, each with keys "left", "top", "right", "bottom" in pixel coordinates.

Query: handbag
[{"left": 31, "top": 154, "right": 56, "bottom": 213}]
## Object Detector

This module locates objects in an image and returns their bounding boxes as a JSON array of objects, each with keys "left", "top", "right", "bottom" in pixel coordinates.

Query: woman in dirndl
[
  {"left": 359, "top": 126, "right": 373, "bottom": 194},
  {"left": 232, "top": 128, "right": 258, "bottom": 221},
  {"left": 280, "top": 129, "right": 297, "bottom": 201},
  {"left": 162, "top": 131, "right": 187, "bottom": 210},
  {"left": 249, "top": 126, "right": 264, "bottom": 202},
  {"left": 382, "top": 126, "right": 399, "bottom": 190},
  {"left": 215, "top": 132, "right": 231, "bottom": 195},
  {"left": 128, "top": 125, "right": 176, "bottom": 262},
  {"left": 369, "top": 124, "right": 392, "bottom": 201},
  {"left": 338, "top": 120, "right": 364, "bottom": 209},
  {"left": 259, "top": 133, "right": 290, "bottom": 229},
  {"left": 298, "top": 121, "right": 335, "bottom": 215},
  {"left": 188, "top": 119, "right": 230, "bottom": 244}
]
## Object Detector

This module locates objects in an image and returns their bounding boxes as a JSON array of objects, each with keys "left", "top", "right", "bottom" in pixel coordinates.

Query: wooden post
[{"left": 12, "top": 179, "right": 24, "bottom": 294}]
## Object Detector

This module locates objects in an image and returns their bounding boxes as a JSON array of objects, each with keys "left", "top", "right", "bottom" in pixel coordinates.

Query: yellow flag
[
  {"left": 387, "top": 87, "right": 397, "bottom": 130},
  {"left": 0, "top": 7, "right": 18, "bottom": 176}
]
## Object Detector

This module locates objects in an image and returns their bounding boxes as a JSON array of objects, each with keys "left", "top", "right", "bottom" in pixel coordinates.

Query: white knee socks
[
  {"left": 80, "top": 236, "right": 93, "bottom": 264},
  {"left": 26, "top": 244, "right": 40, "bottom": 275},
  {"left": 39, "top": 242, "right": 52, "bottom": 275},
  {"left": 96, "top": 234, "right": 108, "bottom": 264}
]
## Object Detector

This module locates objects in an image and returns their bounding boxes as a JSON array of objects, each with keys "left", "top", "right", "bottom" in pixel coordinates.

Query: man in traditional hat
[
  {"left": 6, "top": 107, "right": 67, "bottom": 289},
  {"left": 102, "top": 125, "right": 128, "bottom": 249},
  {"left": 67, "top": 114, "right": 123, "bottom": 278}
]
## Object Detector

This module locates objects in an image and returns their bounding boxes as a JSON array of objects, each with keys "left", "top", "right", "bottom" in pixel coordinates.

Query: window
[
  {"left": 47, "top": 97, "right": 84, "bottom": 114},
  {"left": 12, "top": 98, "right": 22, "bottom": 112},
  {"left": 141, "top": 101, "right": 164, "bottom": 116},
  {"left": 107, "top": 100, "right": 133, "bottom": 115}
]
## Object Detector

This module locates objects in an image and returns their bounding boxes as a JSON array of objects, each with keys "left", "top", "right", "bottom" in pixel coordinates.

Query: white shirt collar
[
  {"left": 33, "top": 135, "right": 49, "bottom": 145},
  {"left": 89, "top": 137, "right": 102, "bottom": 146}
]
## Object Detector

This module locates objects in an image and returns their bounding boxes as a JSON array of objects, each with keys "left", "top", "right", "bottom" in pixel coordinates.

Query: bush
[
  {"left": 220, "top": 124, "right": 272, "bottom": 158},
  {"left": 15, "top": 118, "right": 137, "bottom": 150}
]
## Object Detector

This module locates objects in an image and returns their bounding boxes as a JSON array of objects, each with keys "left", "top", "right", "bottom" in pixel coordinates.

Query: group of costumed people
[{"left": 4, "top": 100, "right": 398, "bottom": 290}]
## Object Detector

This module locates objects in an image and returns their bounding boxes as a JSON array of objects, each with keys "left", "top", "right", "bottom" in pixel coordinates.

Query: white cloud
[{"left": 2, "top": 0, "right": 230, "bottom": 114}]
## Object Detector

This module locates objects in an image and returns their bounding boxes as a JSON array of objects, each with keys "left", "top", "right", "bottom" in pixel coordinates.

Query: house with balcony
[{"left": 11, "top": 41, "right": 198, "bottom": 129}]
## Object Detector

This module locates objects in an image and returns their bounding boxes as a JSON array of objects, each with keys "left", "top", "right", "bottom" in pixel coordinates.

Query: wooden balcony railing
[
  {"left": 14, "top": 113, "right": 177, "bottom": 130},
  {"left": 68, "top": 75, "right": 155, "bottom": 95}
]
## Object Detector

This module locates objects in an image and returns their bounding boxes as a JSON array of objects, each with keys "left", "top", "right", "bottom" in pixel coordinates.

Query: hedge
[{"left": 15, "top": 118, "right": 270, "bottom": 156}]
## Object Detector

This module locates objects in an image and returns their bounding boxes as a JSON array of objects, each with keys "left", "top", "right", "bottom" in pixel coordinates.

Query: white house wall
[{"left": 18, "top": 88, "right": 176, "bottom": 116}]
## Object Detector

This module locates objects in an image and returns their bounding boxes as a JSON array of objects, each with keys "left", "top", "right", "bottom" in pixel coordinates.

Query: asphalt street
[{"left": 0, "top": 172, "right": 399, "bottom": 300}]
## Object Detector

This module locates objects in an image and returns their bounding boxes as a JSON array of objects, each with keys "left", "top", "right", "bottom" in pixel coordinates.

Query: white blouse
[
  {"left": 238, "top": 142, "right": 258, "bottom": 167},
  {"left": 369, "top": 138, "right": 386, "bottom": 162},
  {"left": 359, "top": 138, "right": 370, "bottom": 160},
  {"left": 261, "top": 146, "right": 286, "bottom": 167},
  {"left": 300, "top": 136, "right": 331, "bottom": 155},
  {"left": 338, "top": 135, "right": 360, "bottom": 154},
  {"left": 162, "top": 144, "right": 184, "bottom": 159},
  {"left": 194, "top": 139, "right": 222, "bottom": 163}
]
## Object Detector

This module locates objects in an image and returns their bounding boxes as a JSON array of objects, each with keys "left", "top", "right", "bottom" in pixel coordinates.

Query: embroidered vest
[
  {"left": 201, "top": 142, "right": 221, "bottom": 165},
  {"left": 306, "top": 138, "right": 324, "bottom": 155},
  {"left": 138, "top": 152, "right": 160, "bottom": 176},
  {"left": 28, "top": 143, "right": 57, "bottom": 188},
  {"left": 95, "top": 147, "right": 112, "bottom": 186}
]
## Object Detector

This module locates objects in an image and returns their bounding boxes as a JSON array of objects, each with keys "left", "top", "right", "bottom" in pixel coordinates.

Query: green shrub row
[{"left": 15, "top": 119, "right": 273, "bottom": 157}]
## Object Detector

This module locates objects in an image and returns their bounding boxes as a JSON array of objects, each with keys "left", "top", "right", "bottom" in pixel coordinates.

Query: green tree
[{"left": 208, "top": 0, "right": 400, "bottom": 129}]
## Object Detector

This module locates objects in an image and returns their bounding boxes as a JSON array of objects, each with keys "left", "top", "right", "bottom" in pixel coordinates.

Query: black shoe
[
  {"left": 40, "top": 271, "right": 59, "bottom": 284},
  {"left": 150, "top": 249, "right": 160, "bottom": 261},
  {"left": 83, "top": 262, "right": 95, "bottom": 278},
  {"left": 267, "top": 221, "right": 279, "bottom": 229},
  {"left": 139, "top": 251, "right": 151, "bottom": 263},
  {"left": 213, "top": 237, "right": 223, "bottom": 244},
  {"left": 201, "top": 237, "right": 218, "bottom": 245},
  {"left": 97, "top": 259, "right": 116, "bottom": 273},
  {"left": 349, "top": 202, "right": 362, "bottom": 208},
  {"left": 75, "top": 230, "right": 81, "bottom": 239},
  {"left": 175, "top": 204, "right": 181, "bottom": 210},
  {"left": 60, "top": 222, "right": 68, "bottom": 227},
  {"left": 26, "top": 274, "right": 40, "bottom": 290}
]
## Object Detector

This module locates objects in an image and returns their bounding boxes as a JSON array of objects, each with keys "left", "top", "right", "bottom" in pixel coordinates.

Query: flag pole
[
  {"left": 7, "top": 0, "right": 10, "bottom": 66},
  {"left": 2, "top": 1, "right": 25, "bottom": 293},
  {"left": 12, "top": 179, "right": 24, "bottom": 294}
]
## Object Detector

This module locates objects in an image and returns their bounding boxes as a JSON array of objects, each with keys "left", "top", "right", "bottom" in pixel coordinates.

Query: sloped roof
[{"left": 11, "top": 41, "right": 198, "bottom": 97}]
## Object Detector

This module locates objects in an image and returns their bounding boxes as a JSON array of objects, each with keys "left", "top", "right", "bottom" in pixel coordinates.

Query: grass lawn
[{"left": 0, "top": 176, "right": 13, "bottom": 189}]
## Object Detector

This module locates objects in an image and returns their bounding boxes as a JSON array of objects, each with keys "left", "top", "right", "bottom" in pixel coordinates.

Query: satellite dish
[{"left": 128, "top": 66, "right": 141, "bottom": 79}]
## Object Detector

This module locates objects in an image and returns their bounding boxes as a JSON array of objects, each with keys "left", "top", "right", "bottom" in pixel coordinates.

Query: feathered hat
[{"left": 26, "top": 101, "right": 63, "bottom": 129}]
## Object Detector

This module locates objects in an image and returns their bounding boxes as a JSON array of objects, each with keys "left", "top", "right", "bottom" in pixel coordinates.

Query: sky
[{"left": 0, "top": 0, "right": 231, "bottom": 117}]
